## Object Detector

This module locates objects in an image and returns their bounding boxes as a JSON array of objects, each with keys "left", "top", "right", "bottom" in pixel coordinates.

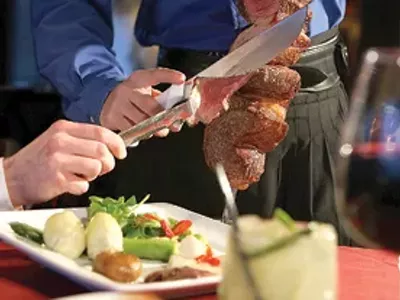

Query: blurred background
[{"left": 0, "top": 0, "right": 398, "bottom": 153}]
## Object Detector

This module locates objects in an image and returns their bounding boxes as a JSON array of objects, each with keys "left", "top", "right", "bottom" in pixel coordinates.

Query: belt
[
  {"left": 294, "top": 26, "right": 350, "bottom": 93},
  {"left": 310, "top": 26, "right": 339, "bottom": 46}
]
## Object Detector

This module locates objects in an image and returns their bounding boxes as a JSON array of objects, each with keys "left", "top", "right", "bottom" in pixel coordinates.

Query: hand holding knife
[
  {"left": 118, "top": 6, "right": 308, "bottom": 147},
  {"left": 119, "top": 81, "right": 199, "bottom": 147}
]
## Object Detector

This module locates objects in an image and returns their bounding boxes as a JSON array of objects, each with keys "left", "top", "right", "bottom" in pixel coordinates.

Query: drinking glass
[{"left": 336, "top": 48, "right": 400, "bottom": 251}]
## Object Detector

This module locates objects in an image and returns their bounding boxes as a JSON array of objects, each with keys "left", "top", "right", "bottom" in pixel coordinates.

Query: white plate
[{"left": 0, "top": 203, "right": 229, "bottom": 298}]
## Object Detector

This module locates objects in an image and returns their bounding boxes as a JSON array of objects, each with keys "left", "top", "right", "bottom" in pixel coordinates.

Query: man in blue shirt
[
  {"left": 31, "top": 1, "right": 351, "bottom": 244},
  {"left": 30, "top": 0, "right": 345, "bottom": 127}
]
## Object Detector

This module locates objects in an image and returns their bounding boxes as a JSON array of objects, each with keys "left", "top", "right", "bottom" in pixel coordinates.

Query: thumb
[{"left": 127, "top": 68, "right": 186, "bottom": 88}]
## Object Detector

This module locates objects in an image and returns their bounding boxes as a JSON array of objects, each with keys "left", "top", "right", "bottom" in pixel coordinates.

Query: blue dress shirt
[{"left": 31, "top": 0, "right": 346, "bottom": 124}]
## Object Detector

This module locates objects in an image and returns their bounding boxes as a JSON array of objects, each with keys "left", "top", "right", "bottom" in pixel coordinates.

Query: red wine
[{"left": 343, "top": 142, "right": 400, "bottom": 251}]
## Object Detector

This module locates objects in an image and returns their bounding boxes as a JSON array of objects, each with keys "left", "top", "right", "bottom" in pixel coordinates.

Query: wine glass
[{"left": 336, "top": 48, "right": 400, "bottom": 251}]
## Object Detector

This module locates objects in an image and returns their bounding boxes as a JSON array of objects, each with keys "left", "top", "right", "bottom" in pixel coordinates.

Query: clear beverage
[{"left": 218, "top": 216, "right": 337, "bottom": 300}]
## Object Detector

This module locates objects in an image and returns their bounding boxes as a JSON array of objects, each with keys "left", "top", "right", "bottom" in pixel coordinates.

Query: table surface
[{"left": 0, "top": 243, "right": 398, "bottom": 300}]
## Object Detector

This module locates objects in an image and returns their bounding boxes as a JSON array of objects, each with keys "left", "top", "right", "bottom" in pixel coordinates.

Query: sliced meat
[
  {"left": 144, "top": 267, "right": 214, "bottom": 283},
  {"left": 237, "top": 66, "right": 301, "bottom": 100},
  {"left": 192, "top": 74, "right": 252, "bottom": 124}
]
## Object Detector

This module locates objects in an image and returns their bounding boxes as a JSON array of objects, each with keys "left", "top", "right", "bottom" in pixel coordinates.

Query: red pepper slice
[
  {"left": 206, "top": 245, "right": 213, "bottom": 257},
  {"left": 195, "top": 254, "right": 208, "bottom": 264},
  {"left": 143, "top": 213, "right": 161, "bottom": 221},
  {"left": 160, "top": 219, "right": 175, "bottom": 238},
  {"left": 206, "top": 257, "right": 221, "bottom": 266},
  {"left": 196, "top": 254, "right": 220, "bottom": 266},
  {"left": 172, "top": 220, "right": 192, "bottom": 235},
  {"left": 195, "top": 245, "right": 220, "bottom": 266}
]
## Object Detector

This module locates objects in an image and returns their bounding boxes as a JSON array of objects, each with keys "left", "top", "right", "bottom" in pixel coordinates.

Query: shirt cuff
[
  {"left": 0, "top": 158, "right": 16, "bottom": 211},
  {"left": 64, "top": 78, "right": 122, "bottom": 124}
]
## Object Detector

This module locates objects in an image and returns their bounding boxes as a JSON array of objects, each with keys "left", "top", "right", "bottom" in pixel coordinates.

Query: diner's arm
[
  {"left": 0, "top": 158, "right": 17, "bottom": 211},
  {"left": 31, "top": 0, "right": 126, "bottom": 124}
]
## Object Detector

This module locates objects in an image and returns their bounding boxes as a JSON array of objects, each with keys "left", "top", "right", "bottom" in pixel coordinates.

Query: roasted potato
[{"left": 93, "top": 251, "right": 143, "bottom": 282}]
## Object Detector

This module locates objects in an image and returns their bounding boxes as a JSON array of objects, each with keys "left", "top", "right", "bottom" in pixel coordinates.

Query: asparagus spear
[
  {"left": 123, "top": 237, "right": 178, "bottom": 262},
  {"left": 9, "top": 222, "right": 44, "bottom": 245}
]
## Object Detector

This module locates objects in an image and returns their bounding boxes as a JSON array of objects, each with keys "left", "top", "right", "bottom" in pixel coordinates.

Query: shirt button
[{"left": 90, "top": 116, "right": 95, "bottom": 123}]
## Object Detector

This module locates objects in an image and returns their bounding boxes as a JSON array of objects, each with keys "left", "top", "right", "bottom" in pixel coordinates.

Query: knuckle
[
  {"left": 93, "top": 126, "right": 108, "bottom": 143},
  {"left": 102, "top": 156, "right": 115, "bottom": 174},
  {"left": 48, "top": 152, "right": 63, "bottom": 171},
  {"left": 54, "top": 172, "right": 66, "bottom": 190},
  {"left": 95, "top": 144, "right": 114, "bottom": 165},
  {"left": 128, "top": 71, "right": 142, "bottom": 82},
  {"left": 87, "top": 160, "right": 102, "bottom": 180},
  {"left": 47, "top": 133, "right": 66, "bottom": 154},
  {"left": 50, "top": 120, "right": 69, "bottom": 132},
  {"left": 94, "top": 142, "right": 108, "bottom": 157}
]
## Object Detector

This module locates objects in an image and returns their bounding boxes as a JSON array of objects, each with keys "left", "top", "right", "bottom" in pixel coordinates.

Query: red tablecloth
[{"left": 0, "top": 243, "right": 398, "bottom": 300}]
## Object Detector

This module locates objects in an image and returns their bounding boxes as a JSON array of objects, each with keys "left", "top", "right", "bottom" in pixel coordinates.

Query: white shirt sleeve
[{"left": 0, "top": 158, "right": 16, "bottom": 211}]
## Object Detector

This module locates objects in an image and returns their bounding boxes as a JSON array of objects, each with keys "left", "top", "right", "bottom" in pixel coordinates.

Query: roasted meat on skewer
[{"left": 200, "top": 0, "right": 313, "bottom": 189}]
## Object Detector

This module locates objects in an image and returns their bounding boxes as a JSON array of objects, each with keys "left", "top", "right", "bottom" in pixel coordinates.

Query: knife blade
[
  {"left": 156, "top": 6, "right": 308, "bottom": 109},
  {"left": 119, "top": 6, "right": 308, "bottom": 147}
]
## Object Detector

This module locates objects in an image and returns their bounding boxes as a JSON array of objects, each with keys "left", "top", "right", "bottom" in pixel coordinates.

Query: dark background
[{"left": 0, "top": 0, "right": 399, "bottom": 152}]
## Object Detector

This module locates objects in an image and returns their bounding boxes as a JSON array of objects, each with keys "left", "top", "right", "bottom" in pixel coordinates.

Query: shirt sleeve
[
  {"left": 0, "top": 158, "right": 15, "bottom": 211},
  {"left": 31, "top": 0, "right": 127, "bottom": 124}
]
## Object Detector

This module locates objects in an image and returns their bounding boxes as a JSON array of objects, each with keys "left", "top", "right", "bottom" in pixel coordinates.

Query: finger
[
  {"left": 51, "top": 120, "right": 127, "bottom": 159},
  {"left": 155, "top": 128, "right": 169, "bottom": 138},
  {"left": 122, "top": 97, "right": 150, "bottom": 124},
  {"left": 49, "top": 132, "right": 118, "bottom": 176},
  {"left": 130, "top": 92, "right": 164, "bottom": 117},
  {"left": 127, "top": 68, "right": 186, "bottom": 88},
  {"left": 63, "top": 173, "right": 90, "bottom": 195},
  {"left": 170, "top": 121, "right": 184, "bottom": 132},
  {"left": 151, "top": 88, "right": 162, "bottom": 97},
  {"left": 62, "top": 154, "right": 103, "bottom": 182},
  {"left": 116, "top": 116, "right": 135, "bottom": 132},
  {"left": 70, "top": 136, "right": 117, "bottom": 175}
]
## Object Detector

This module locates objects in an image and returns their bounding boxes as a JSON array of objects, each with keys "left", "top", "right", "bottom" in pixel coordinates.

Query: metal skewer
[{"left": 215, "top": 164, "right": 262, "bottom": 300}]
